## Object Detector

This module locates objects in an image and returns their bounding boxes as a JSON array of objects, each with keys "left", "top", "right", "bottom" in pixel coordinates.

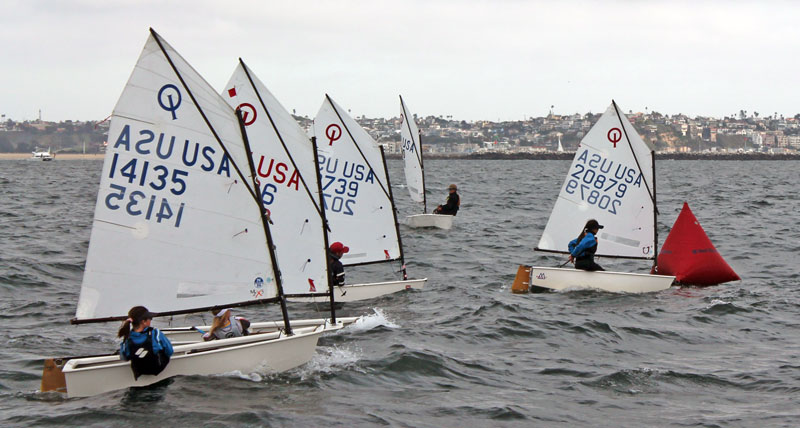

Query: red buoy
[{"left": 655, "top": 202, "right": 740, "bottom": 286}]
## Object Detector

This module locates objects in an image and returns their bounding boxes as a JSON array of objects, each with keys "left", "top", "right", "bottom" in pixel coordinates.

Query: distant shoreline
[
  {"left": 0, "top": 153, "right": 104, "bottom": 160},
  {"left": 385, "top": 152, "right": 800, "bottom": 160},
  {"left": 3, "top": 152, "right": 797, "bottom": 161}
]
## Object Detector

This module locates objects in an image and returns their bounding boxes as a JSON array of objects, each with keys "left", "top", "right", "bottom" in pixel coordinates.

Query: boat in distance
[{"left": 406, "top": 213, "right": 453, "bottom": 230}]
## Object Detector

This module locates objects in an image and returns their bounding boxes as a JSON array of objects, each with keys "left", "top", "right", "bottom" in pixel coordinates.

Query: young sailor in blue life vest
[
  {"left": 202, "top": 308, "right": 250, "bottom": 341},
  {"left": 118, "top": 306, "right": 174, "bottom": 380},
  {"left": 568, "top": 219, "right": 606, "bottom": 272}
]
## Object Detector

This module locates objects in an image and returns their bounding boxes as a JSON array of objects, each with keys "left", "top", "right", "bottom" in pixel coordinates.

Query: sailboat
[
  {"left": 303, "top": 94, "right": 427, "bottom": 302},
  {"left": 400, "top": 95, "right": 454, "bottom": 230},
  {"left": 557, "top": 136, "right": 564, "bottom": 153},
  {"left": 40, "top": 29, "right": 341, "bottom": 398},
  {"left": 519, "top": 101, "right": 675, "bottom": 293}
]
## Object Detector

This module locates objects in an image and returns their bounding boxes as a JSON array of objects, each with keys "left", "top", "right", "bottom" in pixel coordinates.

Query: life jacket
[
  {"left": 329, "top": 255, "right": 345, "bottom": 286},
  {"left": 440, "top": 193, "right": 460, "bottom": 215},
  {"left": 127, "top": 328, "right": 170, "bottom": 380},
  {"left": 576, "top": 241, "right": 598, "bottom": 261}
]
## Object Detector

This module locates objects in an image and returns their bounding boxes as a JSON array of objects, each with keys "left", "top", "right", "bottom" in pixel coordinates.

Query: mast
[
  {"left": 419, "top": 130, "right": 427, "bottom": 213},
  {"left": 312, "top": 136, "right": 337, "bottom": 323},
  {"left": 236, "top": 109, "right": 293, "bottom": 335},
  {"left": 380, "top": 145, "right": 407, "bottom": 280},
  {"left": 652, "top": 151, "right": 659, "bottom": 271}
]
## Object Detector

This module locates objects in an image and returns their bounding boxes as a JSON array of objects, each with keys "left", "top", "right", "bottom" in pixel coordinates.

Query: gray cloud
[{"left": 1, "top": 0, "right": 798, "bottom": 121}]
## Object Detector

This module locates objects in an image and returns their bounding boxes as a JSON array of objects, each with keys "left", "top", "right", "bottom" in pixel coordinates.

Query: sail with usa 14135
[{"left": 40, "top": 29, "right": 346, "bottom": 398}]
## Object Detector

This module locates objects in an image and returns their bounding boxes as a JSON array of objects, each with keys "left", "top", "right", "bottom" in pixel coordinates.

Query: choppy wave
[{"left": 344, "top": 307, "right": 400, "bottom": 332}]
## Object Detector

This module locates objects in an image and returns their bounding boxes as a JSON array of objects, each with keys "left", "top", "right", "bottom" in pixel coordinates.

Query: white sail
[
  {"left": 537, "top": 102, "right": 656, "bottom": 259},
  {"left": 311, "top": 95, "right": 402, "bottom": 265},
  {"left": 399, "top": 96, "right": 425, "bottom": 205},
  {"left": 221, "top": 61, "right": 329, "bottom": 295},
  {"left": 76, "top": 31, "right": 277, "bottom": 320}
]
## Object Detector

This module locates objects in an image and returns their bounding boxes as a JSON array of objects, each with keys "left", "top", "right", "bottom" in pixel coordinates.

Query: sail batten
[
  {"left": 536, "top": 103, "right": 657, "bottom": 259},
  {"left": 76, "top": 31, "right": 278, "bottom": 321}
]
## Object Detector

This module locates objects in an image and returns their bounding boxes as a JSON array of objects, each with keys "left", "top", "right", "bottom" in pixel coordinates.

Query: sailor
[
  {"left": 432, "top": 184, "right": 460, "bottom": 215},
  {"left": 568, "top": 219, "right": 605, "bottom": 272},
  {"left": 203, "top": 308, "right": 250, "bottom": 341},
  {"left": 118, "top": 306, "right": 174, "bottom": 380},
  {"left": 329, "top": 241, "right": 349, "bottom": 287}
]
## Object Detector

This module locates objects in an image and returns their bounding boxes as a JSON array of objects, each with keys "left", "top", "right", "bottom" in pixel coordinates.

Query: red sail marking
[
  {"left": 655, "top": 202, "right": 740, "bottom": 286},
  {"left": 308, "top": 279, "right": 316, "bottom": 292}
]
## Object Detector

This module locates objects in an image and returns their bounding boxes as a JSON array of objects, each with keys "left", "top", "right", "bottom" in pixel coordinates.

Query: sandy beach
[{"left": 0, "top": 153, "right": 105, "bottom": 160}]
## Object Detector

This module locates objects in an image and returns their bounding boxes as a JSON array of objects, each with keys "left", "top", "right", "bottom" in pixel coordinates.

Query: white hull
[
  {"left": 529, "top": 267, "right": 674, "bottom": 293},
  {"left": 405, "top": 214, "right": 453, "bottom": 229},
  {"left": 162, "top": 317, "right": 358, "bottom": 344},
  {"left": 61, "top": 325, "right": 325, "bottom": 398},
  {"left": 289, "top": 278, "right": 426, "bottom": 303}
]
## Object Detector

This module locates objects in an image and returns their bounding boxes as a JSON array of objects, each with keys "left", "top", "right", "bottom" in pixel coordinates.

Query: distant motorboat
[{"left": 30, "top": 148, "right": 53, "bottom": 161}]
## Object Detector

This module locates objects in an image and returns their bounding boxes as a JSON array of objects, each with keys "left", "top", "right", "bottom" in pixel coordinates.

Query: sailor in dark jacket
[
  {"left": 328, "top": 241, "right": 349, "bottom": 286},
  {"left": 568, "top": 219, "right": 605, "bottom": 271},
  {"left": 433, "top": 184, "right": 460, "bottom": 215}
]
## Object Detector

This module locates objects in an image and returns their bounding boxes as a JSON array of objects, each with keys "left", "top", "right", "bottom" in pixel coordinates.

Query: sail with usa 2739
[{"left": 303, "top": 94, "right": 427, "bottom": 302}]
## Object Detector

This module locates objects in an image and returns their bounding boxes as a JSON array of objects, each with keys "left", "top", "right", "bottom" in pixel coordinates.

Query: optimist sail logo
[
  {"left": 536, "top": 272, "right": 547, "bottom": 280},
  {"left": 251, "top": 277, "right": 265, "bottom": 298},
  {"left": 158, "top": 84, "right": 182, "bottom": 120}
]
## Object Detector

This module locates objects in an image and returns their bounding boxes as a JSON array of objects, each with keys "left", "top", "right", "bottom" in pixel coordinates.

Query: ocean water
[{"left": 0, "top": 158, "right": 798, "bottom": 427}]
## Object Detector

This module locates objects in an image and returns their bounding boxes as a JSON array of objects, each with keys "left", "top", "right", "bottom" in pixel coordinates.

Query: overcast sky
[{"left": 2, "top": 0, "right": 798, "bottom": 122}]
